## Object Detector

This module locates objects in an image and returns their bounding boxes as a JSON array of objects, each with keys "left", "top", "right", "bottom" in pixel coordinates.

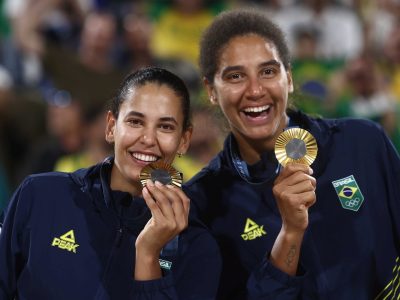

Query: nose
[
  {"left": 246, "top": 76, "right": 264, "bottom": 100},
  {"left": 140, "top": 128, "right": 157, "bottom": 146}
]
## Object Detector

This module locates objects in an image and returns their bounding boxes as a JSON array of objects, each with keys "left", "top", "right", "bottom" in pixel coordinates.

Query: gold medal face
[
  {"left": 139, "top": 161, "right": 183, "bottom": 188},
  {"left": 274, "top": 128, "right": 318, "bottom": 167}
]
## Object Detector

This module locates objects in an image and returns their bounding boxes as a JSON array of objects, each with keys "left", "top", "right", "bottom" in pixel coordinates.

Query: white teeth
[
  {"left": 244, "top": 105, "right": 270, "bottom": 113},
  {"left": 132, "top": 153, "right": 158, "bottom": 162}
]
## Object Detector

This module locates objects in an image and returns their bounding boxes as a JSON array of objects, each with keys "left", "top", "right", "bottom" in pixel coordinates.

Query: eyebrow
[
  {"left": 221, "top": 59, "right": 281, "bottom": 77},
  {"left": 260, "top": 60, "right": 281, "bottom": 68},
  {"left": 159, "top": 117, "right": 178, "bottom": 125},
  {"left": 126, "top": 111, "right": 144, "bottom": 118},
  {"left": 125, "top": 111, "right": 178, "bottom": 125}
]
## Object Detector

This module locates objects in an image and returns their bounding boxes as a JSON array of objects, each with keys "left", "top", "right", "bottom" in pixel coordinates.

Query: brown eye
[
  {"left": 127, "top": 119, "right": 142, "bottom": 127},
  {"left": 159, "top": 123, "right": 175, "bottom": 131},
  {"left": 226, "top": 72, "right": 244, "bottom": 82},
  {"left": 261, "top": 67, "right": 278, "bottom": 78}
]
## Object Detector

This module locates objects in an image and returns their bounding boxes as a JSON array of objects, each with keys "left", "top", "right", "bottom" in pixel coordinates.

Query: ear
[
  {"left": 287, "top": 70, "right": 294, "bottom": 93},
  {"left": 203, "top": 77, "right": 218, "bottom": 105},
  {"left": 177, "top": 126, "right": 193, "bottom": 155},
  {"left": 105, "top": 111, "right": 116, "bottom": 144}
]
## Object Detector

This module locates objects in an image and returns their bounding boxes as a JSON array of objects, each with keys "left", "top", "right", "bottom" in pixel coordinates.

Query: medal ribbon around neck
[
  {"left": 274, "top": 128, "right": 318, "bottom": 167},
  {"left": 139, "top": 161, "right": 183, "bottom": 188},
  {"left": 230, "top": 135, "right": 280, "bottom": 185}
]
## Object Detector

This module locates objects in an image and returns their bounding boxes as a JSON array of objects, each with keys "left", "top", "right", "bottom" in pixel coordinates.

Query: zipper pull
[{"left": 116, "top": 227, "right": 123, "bottom": 247}]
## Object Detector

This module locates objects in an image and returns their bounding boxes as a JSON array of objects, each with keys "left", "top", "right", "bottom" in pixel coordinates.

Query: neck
[
  {"left": 236, "top": 136, "right": 263, "bottom": 165},
  {"left": 235, "top": 114, "right": 289, "bottom": 165},
  {"left": 110, "top": 164, "right": 143, "bottom": 196}
]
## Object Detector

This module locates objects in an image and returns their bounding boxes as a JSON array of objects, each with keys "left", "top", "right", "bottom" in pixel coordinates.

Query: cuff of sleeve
[
  {"left": 132, "top": 273, "right": 174, "bottom": 294},
  {"left": 258, "top": 259, "right": 306, "bottom": 287},
  {"left": 247, "top": 257, "right": 307, "bottom": 298}
]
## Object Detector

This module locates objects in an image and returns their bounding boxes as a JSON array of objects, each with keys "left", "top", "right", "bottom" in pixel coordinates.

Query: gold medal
[
  {"left": 274, "top": 128, "right": 318, "bottom": 167},
  {"left": 139, "top": 161, "right": 183, "bottom": 188}
]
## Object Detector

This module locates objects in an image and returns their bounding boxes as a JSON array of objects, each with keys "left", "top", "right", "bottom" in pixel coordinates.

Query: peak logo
[
  {"left": 51, "top": 230, "right": 79, "bottom": 253},
  {"left": 241, "top": 218, "right": 267, "bottom": 241}
]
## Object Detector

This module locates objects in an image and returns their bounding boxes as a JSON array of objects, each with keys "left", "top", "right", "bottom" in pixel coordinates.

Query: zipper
[{"left": 116, "top": 227, "right": 123, "bottom": 247}]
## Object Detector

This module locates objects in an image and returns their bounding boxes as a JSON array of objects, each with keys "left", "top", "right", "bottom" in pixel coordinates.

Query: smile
[
  {"left": 131, "top": 152, "right": 159, "bottom": 162},
  {"left": 243, "top": 105, "right": 271, "bottom": 117}
]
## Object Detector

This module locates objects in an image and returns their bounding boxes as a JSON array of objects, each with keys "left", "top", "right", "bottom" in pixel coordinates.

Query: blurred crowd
[{"left": 1, "top": 0, "right": 400, "bottom": 210}]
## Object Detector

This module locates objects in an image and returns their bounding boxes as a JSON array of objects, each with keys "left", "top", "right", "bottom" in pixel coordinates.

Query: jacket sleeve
[
  {"left": 173, "top": 223, "right": 221, "bottom": 300},
  {"left": 0, "top": 178, "right": 33, "bottom": 300},
  {"left": 246, "top": 257, "right": 306, "bottom": 300},
  {"left": 379, "top": 128, "right": 400, "bottom": 247},
  {"left": 106, "top": 225, "right": 221, "bottom": 300}
]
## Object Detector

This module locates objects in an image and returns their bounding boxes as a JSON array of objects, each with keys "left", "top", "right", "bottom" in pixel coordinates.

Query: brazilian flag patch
[{"left": 332, "top": 175, "right": 364, "bottom": 211}]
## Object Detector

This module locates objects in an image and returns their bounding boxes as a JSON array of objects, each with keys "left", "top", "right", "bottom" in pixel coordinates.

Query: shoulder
[
  {"left": 2, "top": 172, "right": 78, "bottom": 227},
  {"left": 333, "top": 117, "right": 383, "bottom": 132},
  {"left": 301, "top": 111, "right": 387, "bottom": 144},
  {"left": 329, "top": 117, "right": 387, "bottom": 144},
  {"left": 10, "top": 171, "right": 85, "bottom": 209},
  {"left": 19, "top": 171, "right": 76, "bottom": 191},
  {"left": 184, "top": 153, "right": 223, "bottom": 190}
]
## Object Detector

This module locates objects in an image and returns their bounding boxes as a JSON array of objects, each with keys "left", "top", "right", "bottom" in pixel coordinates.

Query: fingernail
[
  {"left": 155, "top": 181, "right": 163, "bottom": 187},
  {"left": 309, "top": 168, "right": 314, "bottom": 175},
  {"left": 146, "top": 179, "right": 153, "bottom": 187}
]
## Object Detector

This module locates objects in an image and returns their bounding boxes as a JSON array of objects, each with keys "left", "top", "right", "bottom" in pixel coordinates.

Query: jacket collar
[{"left": 70, "top": 157, "right": 151, "bottom": 235}]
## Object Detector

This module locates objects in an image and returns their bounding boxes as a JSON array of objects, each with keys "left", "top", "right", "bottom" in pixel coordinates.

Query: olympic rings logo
[{"left": 345, "top": 198, "right": 360, "bottom": 208}]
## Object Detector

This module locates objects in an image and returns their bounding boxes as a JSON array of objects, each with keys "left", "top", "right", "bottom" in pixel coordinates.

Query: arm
[
  {"left": 247, "top": 163, "right": 316, "bottom": 299},
  {"left": 0, "top": 179, "right": 32, "bottom": 299},
  {"left": 123, "top": 180, "right": 220, "bottom": 300},
  {"left": 270, "top": 163, "right": 316, "bottom": 276},
  {"left": 380, "top": 130, "right": 400, "bottom": 242},
  {"left": 134, "top": 180, "right": 190, "bottom": 281}
]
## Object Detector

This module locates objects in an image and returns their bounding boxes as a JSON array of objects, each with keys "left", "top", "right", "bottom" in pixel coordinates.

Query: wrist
[
  {"left": 135, "top": 245, "right": 161, "bottom": 262},
  {"left": 134, "top": 248, "right": 162, "bottom": 281},
  {"left": 135, "top": 235, "right": 163, "bottom": 258},
  {"left": 281, "top": 223, "right": 307, "bottom": 237},
  {"left": 278, "top": 226, "right": 305, "bottom": 245},
  {"left": 270, "top": 227, "right": 305, "bottom": 276}
]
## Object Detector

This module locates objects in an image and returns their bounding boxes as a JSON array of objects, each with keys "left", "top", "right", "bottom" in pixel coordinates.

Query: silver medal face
[
  {"left": 140, "top": 161, "right": 183, "bottom": 188},
  {"left": 150, "top": 169, "right": 173, "bottom": 185},
  {"left": 285, "top": 138, "right": 307, "bottom": 160}
]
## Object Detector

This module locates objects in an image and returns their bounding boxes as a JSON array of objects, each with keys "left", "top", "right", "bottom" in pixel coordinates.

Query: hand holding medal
[
  {"left": 138, "top": 160, "right": 188, "bottom": 270},
  {"left": 272, "top": 127, "right": 318, "bottom": 235}
]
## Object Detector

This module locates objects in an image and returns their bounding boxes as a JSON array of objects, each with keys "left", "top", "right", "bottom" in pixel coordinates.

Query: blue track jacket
[
  {"left": 0, "top": 158, "right": 221, "bottom": 300},
  {"left": 184, "top": 110, "right": 400, "bottom": 299}
]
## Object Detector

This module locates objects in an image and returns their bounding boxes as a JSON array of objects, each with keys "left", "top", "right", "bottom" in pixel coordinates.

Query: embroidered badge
[
  {"left": 159, "top": 259, "right": 172, "bottom": 270},
  {"left": 51, "top": 230, "right": 79, "bottom": 253},
  {"left": 332, "top": 175, "right": 364, "bottom": 211},
  {"left": 241, "top": 218, "right": 267, "bottom": 241}
]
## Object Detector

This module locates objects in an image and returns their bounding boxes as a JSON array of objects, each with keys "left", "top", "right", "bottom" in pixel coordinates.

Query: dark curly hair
[
  {"left": 199, "top": 9, "right": 291, "bottom": 83},
  {"left": 111, "top": 66, "right": 191, "bottom": 131}
]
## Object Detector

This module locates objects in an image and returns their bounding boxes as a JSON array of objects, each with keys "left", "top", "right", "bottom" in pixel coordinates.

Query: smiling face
[
  {"left": 106, "top": 83, "right": 191, "bottom": 194},
  {"left": 205, "top": 34, "right": 293, "bottom": 163}
]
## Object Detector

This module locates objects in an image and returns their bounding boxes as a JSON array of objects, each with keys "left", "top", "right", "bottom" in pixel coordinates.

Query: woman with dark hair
[
  {"left": 184, "top": 9, "right": 400, "bottom": 299},
  {"left": 0, "top": 67, "right": 221, "bottom": 299}
]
